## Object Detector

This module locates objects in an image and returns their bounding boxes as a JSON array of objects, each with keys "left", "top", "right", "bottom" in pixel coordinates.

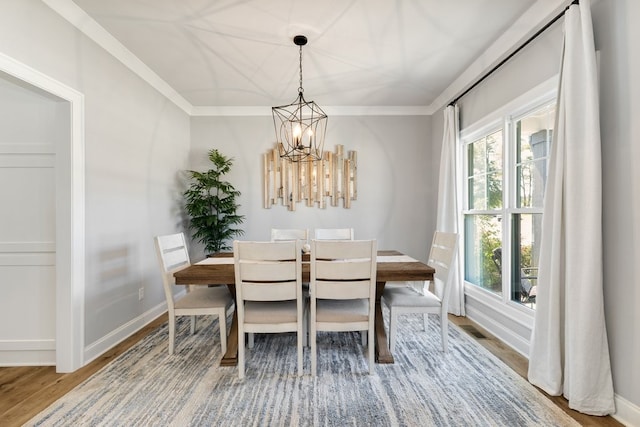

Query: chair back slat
[
  {"left": 271, "top": 228, "right": 309, "bottom": 242},
  {"left": 242, "top": 282, "right": 298, "bottom": 301},
  {"left": 237, "top": 241, "right": 298, "bottom": 261},
  {"left": 312, "top": 239, "right": 368, "bottom": 259},
  {"left": 315, "top": 259, "right": 373, "bottom": 281},
  {"left": 315, "top": 280, "right": 372, "bottom": 300},
  {"left": 238, "top": 262, "right": 297, "bottom": 282},
  {"left": 314, "top": 228, "right": 354, "bottom": 241}
]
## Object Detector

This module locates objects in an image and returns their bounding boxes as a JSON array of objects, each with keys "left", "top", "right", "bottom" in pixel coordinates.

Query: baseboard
[
  {"left": 0, "top": 339, "right": 56, "bottom": 366},
  {"left": 83, "top": 302, "right": 167, "bottom": 365},
  {"left": 465, "top": 305, "right": 530, "bottom": 358},
  {"left": 613, "top": 393, "right": 640, "bottom": 427}
]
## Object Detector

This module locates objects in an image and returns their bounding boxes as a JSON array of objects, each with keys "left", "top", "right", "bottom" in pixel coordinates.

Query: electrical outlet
[{"left": 138, "top": 288, "right": 144, "bottom": 301}]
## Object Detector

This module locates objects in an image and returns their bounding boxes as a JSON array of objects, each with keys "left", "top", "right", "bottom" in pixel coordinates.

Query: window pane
[
  {"left": 469, "top": 176, "right": 486, "bottom": 210},
  {"left": 487, "top": 170, "right": 502, "bottom": 209},
  {"left": 516, "top": 104, "right": 555, "bottom": 208},
  {"left": 464, "top": 214, "right": 502, "bottom": 295},
  {"left": 468, "top": 138, "right": 486, "bottom": 176},
  {"left": 510, "top": 213, "right": 542, "bottom": 308},
  {"left": 467, "top": 131, "right": 503, "bottom": 210},
  {"left": 486, "top": 130, "right": 503, "bottom": 172},
  {"left": 516, "top": 160, "right": 545, "bottom": 208}
]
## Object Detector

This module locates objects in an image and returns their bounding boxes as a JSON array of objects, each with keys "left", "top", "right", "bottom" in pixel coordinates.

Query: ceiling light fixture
[{"left": 272, "top": 35, "right": 327, "bottom": 162}]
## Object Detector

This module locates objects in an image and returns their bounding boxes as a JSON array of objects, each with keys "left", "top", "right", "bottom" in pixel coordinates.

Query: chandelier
[{"left": 272, "top": 35, "right": 327, "bottom": 162}]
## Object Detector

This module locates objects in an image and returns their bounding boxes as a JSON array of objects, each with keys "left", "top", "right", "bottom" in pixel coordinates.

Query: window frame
[{"left": 459, "top": 80, "right": 557, "bottom": 322}]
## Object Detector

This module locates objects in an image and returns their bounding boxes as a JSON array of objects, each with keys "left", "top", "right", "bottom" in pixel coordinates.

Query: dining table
[{"left": 173, "top": 250, "right": 435, "bottom": 366}]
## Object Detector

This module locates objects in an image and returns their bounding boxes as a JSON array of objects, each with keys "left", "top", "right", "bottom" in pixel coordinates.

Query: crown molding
[{"left": 42, "top": 0, "right": 193, "bottom": 115}]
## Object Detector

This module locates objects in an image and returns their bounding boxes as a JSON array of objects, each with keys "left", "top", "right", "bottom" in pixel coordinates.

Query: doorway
[{"left": 0, "top": 53, "right": 85, "bottom": 372}]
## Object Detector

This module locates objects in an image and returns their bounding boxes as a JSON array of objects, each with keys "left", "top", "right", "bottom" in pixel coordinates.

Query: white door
[{"left": 0, "top": 74, "right": 61, "bottom": 366}]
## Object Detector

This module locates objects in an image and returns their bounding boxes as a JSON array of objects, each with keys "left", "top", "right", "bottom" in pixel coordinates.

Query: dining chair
[
  {"left": 269, "top": 228, "right": 310, "bottom": 347},
  {"left": 382, "top": 231, "right": 458, "bottom": 353},
  {"left": 271, "top": 228, "right": 309, "bottom": 243},
  {"left": 154, "top": 232, "right": 234, "bottom": 355},
  {"left": 234, "top": 240, "right": 305, "bottom": 379},
  {"left": 312, "top": 227, "right": 370, "bottom": 345},
  {"left": 313, "top": 228, "right": 354, "bottom": 240},
  {"left": 309, "top": 239, "right": 377, "bottom": 376}
]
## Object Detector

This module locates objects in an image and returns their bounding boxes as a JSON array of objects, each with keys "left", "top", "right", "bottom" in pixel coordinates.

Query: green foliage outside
[{"left": 184, "top": 149, "right": 245, "bottom": 254}]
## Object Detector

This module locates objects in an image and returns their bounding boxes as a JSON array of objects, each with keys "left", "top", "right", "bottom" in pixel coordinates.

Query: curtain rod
[{"left": 448, "top": 0, "right": 578, "bottom": 107}]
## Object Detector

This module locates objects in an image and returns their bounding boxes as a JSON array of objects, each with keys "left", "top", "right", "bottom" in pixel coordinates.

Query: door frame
[{"left": 0, "top": 52, "right": 85, "bottom": 373}]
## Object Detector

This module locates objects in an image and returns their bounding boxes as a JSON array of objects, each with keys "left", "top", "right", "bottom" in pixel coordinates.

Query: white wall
[
  {"left": 189, "top": 115, "right": 435, "bottom": 262},
  {"left": 0, "top": 0, "right": 191, "bottom": 357}
]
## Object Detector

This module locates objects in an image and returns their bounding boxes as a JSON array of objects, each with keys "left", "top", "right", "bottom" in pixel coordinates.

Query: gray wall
[
  {"left": 189, "top": 115, "right": 435, "bottom": 262},
  {"left": 0, "top": 0, "right": 191, "bottom": 347},
  {"left": 592, "top": 0, "right": 640, "bottom": 411},
  {"left": 430, "top": 0, "right": 640, "bottom": 412}
]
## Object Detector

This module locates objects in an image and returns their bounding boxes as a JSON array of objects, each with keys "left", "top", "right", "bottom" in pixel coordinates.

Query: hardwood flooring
[{"left": 0, "top": 314, "right": 622, "bottom": 426}]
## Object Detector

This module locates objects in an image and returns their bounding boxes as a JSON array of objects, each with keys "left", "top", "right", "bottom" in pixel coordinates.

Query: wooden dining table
[{"left": 173, "top": 250, "right": 434, "bottom": 366}]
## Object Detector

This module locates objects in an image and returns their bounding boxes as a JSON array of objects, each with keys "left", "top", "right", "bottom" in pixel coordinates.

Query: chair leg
[
  {"left": 368, "top": 327, "right": 374, "bottom": 375},
  {"left": 388, "top": 308, "right": 398, "bottom": 353},
  {"left": 190, "top": 316, "right": 196, "bottom": 334},
  {"left": 311, "top": 324, "right": 317, "bottom": 377},
  {"left": 441, "top": 314, "right": 449, "bottom": 353},
  {"left": 302, "top": 308, "right": 309, "bottom": 348},
  {"left": 219, "top": 311, "right": 227, "bottom": 355},
  {"left": 361, "top": 331, "right": 367, "bottom": 346},
  {"left": 297, "top": 324, "right": 303, "bottom": 377},
  {"left": 423, "top": 313, "right": 429, "bottom": 331},
  {"left": 168, "top": 315, "right": 176, "bottom": 355},
  {"left": 248, "top": 332, "right": 255, "bottom": 348},
  {"left": 238, "top": 324, "right": 245, "bottom": 379}
]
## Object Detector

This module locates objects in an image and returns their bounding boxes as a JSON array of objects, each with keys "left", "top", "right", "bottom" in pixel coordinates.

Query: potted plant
[{"left": 184, "top": 148, "right": 245, "bottom": 255}]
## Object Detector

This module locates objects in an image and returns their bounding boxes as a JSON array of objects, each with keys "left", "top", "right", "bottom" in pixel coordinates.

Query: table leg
[
  {"left": 220, "top": 284, "right": 238, "bottom": 366},
  {"left": 375, "top": 281, "right": 394, "bottom": 364}
]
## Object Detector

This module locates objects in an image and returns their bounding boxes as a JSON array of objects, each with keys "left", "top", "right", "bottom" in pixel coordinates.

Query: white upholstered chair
[
  {"left": 382, "top": 231, "right": 458, "bottom": 353},
  {"left": 234, "top": 240, "right": 304, "bottom": 379},
  {"left": 309, "top": 239, "right": 377, "bottom": 376},
  {"left": 313, "top": 228, "right": 354, "bottom": 240},
  {"left": 154, "top": 233, "right": 234, "bottom": 355}
]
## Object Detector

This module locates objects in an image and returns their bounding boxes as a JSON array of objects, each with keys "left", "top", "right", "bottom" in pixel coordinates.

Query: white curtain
[
  {"left": 528, "top": 0, "right": 614, "bottom": 415},
  {"left": 437, "top": 105, "right": 464, "bottom": 316}
]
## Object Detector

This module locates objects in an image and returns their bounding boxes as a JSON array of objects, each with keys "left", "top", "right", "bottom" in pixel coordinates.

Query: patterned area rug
[{"left": 28, "top": 314, "right": 578, "bottom": 426}]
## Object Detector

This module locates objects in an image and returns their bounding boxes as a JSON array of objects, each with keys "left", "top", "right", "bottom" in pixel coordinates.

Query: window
[{"left": 462, "top": 100, "right": 555, "bottom": 310}]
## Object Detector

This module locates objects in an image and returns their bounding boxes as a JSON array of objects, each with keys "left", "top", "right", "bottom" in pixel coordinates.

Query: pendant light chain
[{"left": 298, "top": 44, "right": 304, "bottom": 94}]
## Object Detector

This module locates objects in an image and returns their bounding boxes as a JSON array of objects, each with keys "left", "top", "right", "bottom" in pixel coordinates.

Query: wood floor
[{"left": 0, "top": 314, "right": 623, "bottom": 427}]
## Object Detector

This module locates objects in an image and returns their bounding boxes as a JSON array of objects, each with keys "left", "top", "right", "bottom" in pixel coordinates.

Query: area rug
[{"left": 27, "top": 313, "right": 578, "bottom": 426}]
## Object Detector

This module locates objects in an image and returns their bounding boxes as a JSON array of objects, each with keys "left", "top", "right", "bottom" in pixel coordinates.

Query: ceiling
[{"left": 70, "top": 0, "right": 535, "bottom": 109}]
